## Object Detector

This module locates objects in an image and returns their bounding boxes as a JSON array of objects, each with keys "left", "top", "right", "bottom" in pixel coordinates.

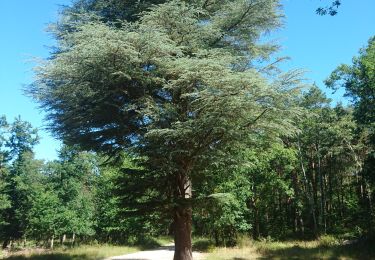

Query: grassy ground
[
  {"left": 3, "top": 236, "right": 374, "bottom": 259},
  {"left": 1, "top": 236, "right": 174, "bottom": 260},
  {"left": 0, "top": 237, "right": 173, "bottom": 260},
  {"left": 205, "top": 236, "right": 375, "bottom": 260},
  {"left": 2, "top": 245, "right": 138, "bottom": 260}
]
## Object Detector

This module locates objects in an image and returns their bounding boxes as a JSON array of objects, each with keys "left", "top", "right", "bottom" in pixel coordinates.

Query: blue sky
[{"left": 0, "top": 0, "right": 374, "bottom": 161}]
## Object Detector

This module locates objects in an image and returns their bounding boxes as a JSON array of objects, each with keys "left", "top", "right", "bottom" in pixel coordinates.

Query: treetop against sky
[{"left": 0, "top": 0, "right": 374, "bottom": 161}]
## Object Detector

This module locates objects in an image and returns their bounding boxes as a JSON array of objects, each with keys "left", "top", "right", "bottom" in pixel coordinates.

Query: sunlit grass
[
  {"left": 3, "top": 245, "right": 139, "bottom": 260},
  {"left": 153, "top": 235, "right": 174, "bottom": 246},
  {"left": 207, "top": 246, "right": 261, "bottom": 260},
  {"left": 3, "top": 235, "right": 375, "bottom": 260},
  {"left": 206, "top": 235, "right": 375, "bottom": 260},
  {"left": 2, "top": 236, "right": 174, "bottom": 260}
]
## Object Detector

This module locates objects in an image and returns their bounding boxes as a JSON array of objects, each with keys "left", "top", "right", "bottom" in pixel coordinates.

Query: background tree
[
  {"left": 316, "top": 0, "right": 341, "bottom": 16},
  {"left": 27, "top": 188, "right": 63, "bottom": 248},
  {"left": 42, "top": 146, "right": 97, "bottom": 245},
  {"left": 325, "top": 36, "right": 375, "bottom": 230},
  {"left": 0, "top": 117, "right": 40, "bottom": 248},
  {"left": 325, "top": 37, "right": 375, "bottom": 129},
  {"left": 0, "top": 116, "right": 11, "bottom": 236}
]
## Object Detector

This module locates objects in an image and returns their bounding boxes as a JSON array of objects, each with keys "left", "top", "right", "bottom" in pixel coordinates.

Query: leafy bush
[
  {"left": 192, "top": 238, "right": 215, "bottom": 252},
  {"left": 318, "top": 235, "right": 340, "bottom": 247}
]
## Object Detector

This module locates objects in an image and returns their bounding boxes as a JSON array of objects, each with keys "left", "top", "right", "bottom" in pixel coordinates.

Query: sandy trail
[{"left": 106, "top": 244, "right": 205, "bottom": 260}]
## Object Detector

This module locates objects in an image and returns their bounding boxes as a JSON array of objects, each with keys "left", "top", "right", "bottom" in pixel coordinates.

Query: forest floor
[
  {"left": 1, "top": 245, "right": 139, "bottom": 260},
  {"left": 105, "top": 243, "right": 205, "bottom": 260},
  {"left": 2, "top": 236, "right": 375, "bottom": 260},
  {"left": 205, "top": 236, "right": 375, "bottom": 260}
]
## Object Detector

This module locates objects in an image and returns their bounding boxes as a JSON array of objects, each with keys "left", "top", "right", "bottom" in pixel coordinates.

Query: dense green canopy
[{"left": 30, "top": 1, "right": 302, "bottom": 258}]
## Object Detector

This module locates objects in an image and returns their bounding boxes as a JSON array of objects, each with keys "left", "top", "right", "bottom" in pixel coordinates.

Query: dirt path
[{"left": 106, "top": 244, "right": 205, "bottom": 260}]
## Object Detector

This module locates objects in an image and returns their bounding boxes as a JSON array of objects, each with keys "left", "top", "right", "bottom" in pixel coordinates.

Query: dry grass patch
[
  {"left": 3, "top": 245, "right": 138, "bottom": 260},
  {"left": 206, "top": 236, "right": 375, "bottom": 260},
  {"left": 206, "top": 246, "right": 261, "bottom": 260}
]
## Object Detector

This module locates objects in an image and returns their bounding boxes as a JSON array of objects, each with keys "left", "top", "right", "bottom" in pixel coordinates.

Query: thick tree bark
[
  {"left": 173, "top": 206, "right": 192, "bottom": 260},
  {"left": 173, "top": 174, "right": 192, "bottom": 260}
]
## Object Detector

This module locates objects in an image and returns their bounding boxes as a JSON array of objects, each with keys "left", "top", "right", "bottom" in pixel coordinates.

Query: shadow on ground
[
  {"left": 5, "top": 254, "right": 93, "bottom": 260},
  {"left": 4, "top": 245, "right": 175, "bottom": 260},
  {"left": 258, "top": 240, "right": 375, "bottom": 260}
]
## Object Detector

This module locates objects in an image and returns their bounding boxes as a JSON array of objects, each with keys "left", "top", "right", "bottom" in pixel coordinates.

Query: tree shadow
[
  {"left": 5, "top": 254, "right": 93, "bottom": 260},
  {"left": 133, "top": 236, "right": 163, "bottom": 251},
  {"left": 258, "top": 241, "right": 375, "bottom": 260},
  {"left": 192, "top": 238, "right": 215, "bottom": 252}
]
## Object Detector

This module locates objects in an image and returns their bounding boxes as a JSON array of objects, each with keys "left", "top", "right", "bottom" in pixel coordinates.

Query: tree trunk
[
  {"left": 253, "top": 206, "right": 260, "bottom": 239},
  {"left": 299, "top": 215, "right": 305, "bottom": 236},
  {"left": 2, "top": 239, "right": 9, "bottom": 249},
  {"left": 173, "top": 206, "right": 192, "bottom": 260},
  {"left": 316, "top": 144, "right": 326, "bottom": 234},
  {"left": 297, "top": 138, "right": 318, "bottom": 237},
  {"left": 60, "top": 234, "right": 66, "bottom": 245},
  {"left": 173, "top": 174, "right": 192, "bottom": 260},
  {"left": 50, "top": 235, "right": 54, "bottom": 249},
  {"left": 293, "top": 207, "right": 298, "bottom": 234},
  {"left": 365, "top": 182, "right": 374, "bottom": 229},
  {"left": 72, "top": 233, "right": 76, "bottom": 247}
]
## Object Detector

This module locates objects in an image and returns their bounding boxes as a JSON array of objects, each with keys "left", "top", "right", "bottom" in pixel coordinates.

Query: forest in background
[
  {"left": 0, "top": 0, "right": 374, "bottom": 259},
  {"left": 1, "top": 81, "right": 374, "bottom": 250}
]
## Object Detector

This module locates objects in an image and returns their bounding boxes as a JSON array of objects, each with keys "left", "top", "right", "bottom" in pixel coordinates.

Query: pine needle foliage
[{"left": 28, "top": 1, "right": 302, "bottom": 258}]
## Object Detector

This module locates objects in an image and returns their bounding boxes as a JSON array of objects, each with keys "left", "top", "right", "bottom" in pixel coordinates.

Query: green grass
[
  {"left": 4, "top": 236, "right": 374, "bottom": 260},
  {"left": 151, "top": 236, "right": 174, "bottom": 246},
  {"left": 192, "top": 237, "right": 216, "bottom": 253},
  {"left": 2, "top": 245, "right": 138, "bottom": 260},
  {"left": 1, "top": 236, "right": 174, "bottom": 260},
  {"left": 206, "top": 235, "right": 375, "bottom": 260}
]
